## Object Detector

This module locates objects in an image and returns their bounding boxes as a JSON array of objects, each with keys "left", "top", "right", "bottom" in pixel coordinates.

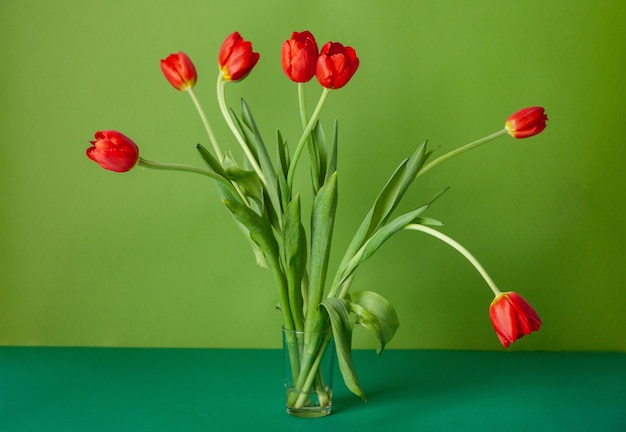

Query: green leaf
[
  {"left": 192, "top": 144, "right": 240, "bottom": 202},
  {"left": 312, "top": 120, "right": 327, "bottom": 188},
  {"left": 263, "top": 190, "right": 282, "bottom": 233},
  {"left": 338, "top": 206, "right": 430, "bottom": 288},
  {"left": 283, "top": 195, "right": 307, "bottom": 330},
  {"left": 320, "top": 297, "right": 366, "bottom": 400},
  {"left": 196, "top": 143, "right": 227, "bottom": 178},
  {"left": 229, "top": 100, "right": 283, "bottom": 224},
  {"left": 195, "top": 145, "right": 267, "bottom": 266},
  {"left": 330, "top": 141, "right": 433, "bottom": 296},
  {"left": 238, "top": 100, "right": 282, "bottom": 208},
  {"left": 222, "top": 199, "right": 279, "bottom": 264},
  {"left": 277, "top": 175, "right": 291, "bottom": 219},
  {"left": 222, "top": 153, "right": 264, "bottom": 210},
  {"left": 325, "top": 119, "right": 339, "bottom": 183},
  {"left": 306, "top": 173, "right": 338, "bottom": 331},
  {"left": 223, "top": 201, "right": 292, "bottom": 330},
  {"left": 359, "top": 206, "right": 430, "bottom": 263},
  {"left": 275, "top": 130, "right": 292, "bottom": 206},
  {"left": 346, "top": 291, "right": 399, "bottom": 355},
  {"left": 368, "top": 140, "right": 431, "bottom": 237},
  {"left": 276, "top": 130, "right": 290, "bottom": 181}
]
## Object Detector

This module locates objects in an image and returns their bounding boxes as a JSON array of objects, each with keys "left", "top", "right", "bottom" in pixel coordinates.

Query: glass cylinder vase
[{"left": 282, "top": 327, "right": 335, "bottom": 418}]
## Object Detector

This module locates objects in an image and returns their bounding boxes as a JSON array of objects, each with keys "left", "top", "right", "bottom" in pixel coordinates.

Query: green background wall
[{"left": 1, "top": 0, "right": 624, "bottom": 351}]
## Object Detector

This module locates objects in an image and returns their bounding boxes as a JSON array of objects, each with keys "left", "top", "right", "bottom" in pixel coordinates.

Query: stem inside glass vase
[{"left": 283, "top": 327, "right": 335, "bottom": 418}]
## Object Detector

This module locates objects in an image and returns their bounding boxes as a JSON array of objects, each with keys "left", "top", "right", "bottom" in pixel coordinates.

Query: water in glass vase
[{"left": 282, "top": 327, "right": 335, "bottom": 418}]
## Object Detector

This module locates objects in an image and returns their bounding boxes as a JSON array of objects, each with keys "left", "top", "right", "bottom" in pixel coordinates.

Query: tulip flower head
[
  {"left": 86, "top": 130, "right": 139, "bottom": 173},
  {"left": 490, "top": 292, "right": 542, "bottom": 347},
  {"left": 282, "top": 31, "right": 319, "bottom": 83},
  {"left": 505, "top": 106, "right": 548, "bottom": 139},
  {"left": 316, "top": 41, "right": 359, "bottom": 90},
  {"left": 218, "top": 32, "right": 260, "bottom": 82},
  {"left": 160, "top": 51, "right": 197, "bottom": 91}
]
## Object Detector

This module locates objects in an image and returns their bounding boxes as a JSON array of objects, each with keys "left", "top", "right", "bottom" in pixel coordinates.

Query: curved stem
[
  {"left": 186, "top": 88, "right": 223, "bottom": 162},
  {"left": 287, "top": 88, "right": 330, "bottom": 189},
  {"left": 216, "top": 74, "right": 268, "bottom": 188},
  {"left": 405, "top": 224, "right": 502, "bottom": 296},
  {"left": 417, "top": 128, "right": 508, "bottom": 178},
  {"left": 137, "top": 158, "right": 239, "bottom": 197}
]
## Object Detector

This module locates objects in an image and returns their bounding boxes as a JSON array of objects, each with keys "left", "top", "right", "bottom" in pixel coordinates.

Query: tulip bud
[
  {"left": 315, "top": 41, "right": 359, "bottom": 90},
  {"left": 489, "top": 292, "right": 542, "bottom": 347},
  {"left": 218, "top": 31, "right": 260, "bottom": 82},
  {"left": 281, "top": 31, "right": 319, "bottom": 83},
  {"left": 160, "top": 51, "right": 197, "bottom": 91},
  {"left": 86, "top": 130, "right": 140, "bottom": 173},
  {"left": 505, "top": 107, "right": 548, "bottom": 139}
]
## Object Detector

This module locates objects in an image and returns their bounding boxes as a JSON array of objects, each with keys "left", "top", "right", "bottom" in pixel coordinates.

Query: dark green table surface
[{"left": 1, "top": 347, "right": 624, "bottom": 431}]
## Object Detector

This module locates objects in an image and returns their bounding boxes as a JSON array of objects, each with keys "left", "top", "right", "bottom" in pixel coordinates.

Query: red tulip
[
  {"left": 160, "top": 51, "right": 197, "bottom": 91},
  {"left": 315, "top": 41, "right": 359, "bottom": 89},
  {"left": 86, "top": 130, "right": 139, "bottom": 173},
  {"left": 490, "top": 292, "right": 542, "bottom": 348},
  {"left": 281, "top": 31, "right": 319, "bottom": 83},
  {"left": 505, "top": 107, "right": 548, "bottom": 139},
  {"left": 218, "top": 31, "right": 260, "bottom": 82}
]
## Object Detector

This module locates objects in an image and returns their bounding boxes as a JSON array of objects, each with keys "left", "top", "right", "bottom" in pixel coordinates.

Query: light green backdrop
[{"left": 1, "top": 0, "right": 624, "bottom": 351}]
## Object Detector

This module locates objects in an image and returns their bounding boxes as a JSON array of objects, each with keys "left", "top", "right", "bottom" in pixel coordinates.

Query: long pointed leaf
[
  {"left": 222, "top": 199, "right": 279, "bottom": 262},
  {"left": 196, "top": 145, "right": 268, "bottom": 265},
  {"left": 239, "top": 100, "right": 282, "bottom": 209},
  {"left": 325, "top": 119, "right": 339, "bottom": 183},
  {"left": 283, "top": 195, "right": 307, "bottom": 331},
  {"left": 331, "top": 159, "right": 406, "bottom": 285},
  {"left": 229, "top": 101, "right": 283, "bottom": 224},
  {"left": 275, "top": 130, "right": 292, "bottom": 206},
  {"left": 320, "top": 297, "right": 366, "bottom": 400},
  {"left": 196, "top": 143, "right": 227, "bottom": 177},
  {"left": 337, "top": 205, "right": 430, "bottom": 293},
  {"left": 306, "top": 173, "right": 338, "bottom": 332},
  {"left": 312, "top": 120, "right": 327, "bottom": 189},
  {"left": 330, "top": 141, "right": 432, "bottom": 296},
  {"left": 222, "top": 159, "right": 264, "bottom": 210},
  {"left": 359, "top": 205, "right": 430, "bottom": 264},
  {"left": 276, "top": 129, "right": 289, "bottom": 180},
  {"left": 223, "top": 199, "right": 292, "bottom": 328}
]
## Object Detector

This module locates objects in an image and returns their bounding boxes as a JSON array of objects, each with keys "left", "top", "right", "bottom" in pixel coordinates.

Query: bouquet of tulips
[{"left": 86, "top": 30, "right": 546, "bottom": 414}]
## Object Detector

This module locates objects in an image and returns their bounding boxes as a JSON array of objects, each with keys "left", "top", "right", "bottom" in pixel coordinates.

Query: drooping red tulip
[
  {"left": 490, "top": 292, "right": 542, "bottom": 347},
  {"left": 505, "top": 107, "right": 548, "bottom": 139},
  {"left": 86, "top": 130, "right": 139, "bottom": 173}
]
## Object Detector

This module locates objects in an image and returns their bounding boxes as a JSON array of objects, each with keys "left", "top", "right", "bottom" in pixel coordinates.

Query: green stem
[
  {"left": 417, "top": 128, "right": 508, "bottom": 178},
  {"left": 186, "top": 87, "right": 223, "bottom": 162},
  {"left": 287, "top": 88, "right": 330, "bottom": 189},
  {"left": 298, "top": 83, "right": 321, "bottom": 192},
  {"left": 137, "top": 158, "right": 239, "bottom": 196},
  {"left": 216, "top": 74, "right": 268, "bottom": 188},
  {"left": 291, "top": 330, "right": 333, "bottom": 409},
  {"left": 405, "top": 224, "right": 501, "bottom": 296},
  {"left": 298, "top": 83, "right": 308, "bottom": 129}
]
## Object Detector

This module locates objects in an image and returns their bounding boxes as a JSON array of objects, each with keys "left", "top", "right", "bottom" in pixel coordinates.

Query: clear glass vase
[{"left": 282, "top": 327, "right": 335, "bottom": 418}]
